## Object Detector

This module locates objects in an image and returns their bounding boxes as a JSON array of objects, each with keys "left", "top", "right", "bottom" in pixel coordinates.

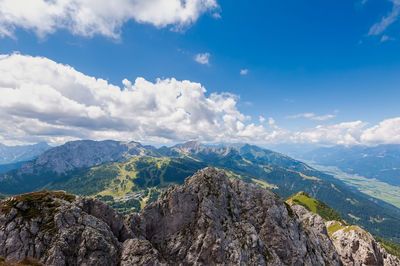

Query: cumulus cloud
[
  {"left": 292, "top": 121, "right": 368, "bottom": 145},
  {"left": 286, "top": 112, "right": 336, "bottom": 121},
  {"left": 369, "top": 0, "right": 400, "bottom": 36},
  {"left": 240, "top": 69, "right": 248, "bottom": 75},
  {"left": 360, "top": 117, "right": 400, "bottom": 144},
  {"left": 0, "top": 53, "right": 269, "bottom": 145},
  {"left": 194, "top": 52, "right": 210, "bottom": 65},
  {"left": 0, "top": 0, "right": 219, "bottom": 38},
  {"left": 1, "top": 53, "right": 400, "bottom": 147}
]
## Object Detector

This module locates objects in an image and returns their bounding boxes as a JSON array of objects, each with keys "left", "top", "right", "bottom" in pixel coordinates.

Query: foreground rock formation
[
  {"left": 326, "top": 221, "right": 400, "bottom": 266},
  {"left": 0, "top": 168, "right": 398, "bottom": 265},
  {"left": 291, "top": 204, "right": 400, "bottom": 266}
]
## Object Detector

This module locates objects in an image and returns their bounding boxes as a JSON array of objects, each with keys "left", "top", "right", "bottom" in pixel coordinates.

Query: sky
[{"left": 0, "top": 0, "right": 400, "bottom": 147}]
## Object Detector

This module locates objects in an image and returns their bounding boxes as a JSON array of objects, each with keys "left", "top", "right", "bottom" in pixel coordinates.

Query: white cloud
[
  {"left": 0, "top": 0, "right": 219, "bottom": 39},
  {"left": 381, "top": 35, "right": 389, "bottom": 42},
  {"left": 240, "top": 69, "right": 248, "bottom": 75},
  {"left": 268, "top": 117, "right": 280, "bottom": 130},
  {"left": 287, "top": 113, "right": 315, "bottom": 119},
  {"left": 1, "top": 53, "right": 400, "bottom": 147},
  {"left": 380, "top": 35, "right": 395, "bottom": 42},
  {"left": 369, "top": 0, "right": 400, "bottom": 36},
  {"left": 0, "top": 53, "right": 267, "bottom": 145},
  {"left": 312, "top": 114, "right": 336, "bottom": 121},
  {"left": 286, "top": 112, "right": 336, "bottom": 121},
  {"left": 194, "top": 52, "right": 210, "bottom": 65},
  {"left": 290, "top": 118, "right": 400, "bottom": 145},
  {"left": 292, "top": 121, "right": 367, "bottom": 146},
  {"left": 212, "top": 13, "right": 221, "bottom": 19},
  {"left": 360, "top": 117, "right": 400, "bottom": 144}
]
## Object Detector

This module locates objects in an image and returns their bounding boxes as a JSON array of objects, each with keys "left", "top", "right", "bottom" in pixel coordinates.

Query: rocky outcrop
[
  {"left": 128, "top": 167, "right": 342, "bottom": 265},
  {"left": 291, "top": 200, "right": 400, "bottom": 266},
  {"left": 291, "top": 205, "right": 342, "bottom": 264},
  {"left": 326, "top": 221, "right": 400, "bottom": 266},
  {"left": 0, "top": 191, "right": 123, "bottom": 266},
  {"left": 0, "top": 168, "right": 398, "bottom": 265}
]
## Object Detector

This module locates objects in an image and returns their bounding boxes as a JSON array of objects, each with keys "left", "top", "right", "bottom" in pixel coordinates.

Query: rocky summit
[{"left": 0, "top": 168, "right": 399, "bottom": 265}]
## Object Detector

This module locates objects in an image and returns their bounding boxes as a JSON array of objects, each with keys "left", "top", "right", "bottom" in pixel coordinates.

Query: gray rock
[
  {"left": 327, "top": 221, "right": 400, "bottom": 266},
  {"left": 291, "top": 204, "right": 342, "bottom": 265},
  {"left": 0, "top": 191, "right": 120, "bottom": 266},
  {"left": 127, "top": 167, "right": 340, "bottom": 265},
  {"left": 121, "top": 238, "right": 165, "bottom": 266}
]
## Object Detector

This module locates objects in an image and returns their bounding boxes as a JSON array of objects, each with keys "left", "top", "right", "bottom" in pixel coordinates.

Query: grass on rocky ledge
[
  {"left": 286, "top": 191, "right": 346, "bottom": 224},
  {"left": 0, "top": 191, "right": 75, "bottom": 220},
  {"left": 375, "top": 236, "right": 400, "bottom": 258}
]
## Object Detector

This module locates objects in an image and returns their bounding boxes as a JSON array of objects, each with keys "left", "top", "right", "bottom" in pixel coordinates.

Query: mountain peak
[
  {"left": 135, "top": 167, "right": 341, "bottom": 265},
  {"left": 175, "top": 140, "right": 201, "bottom": 149}
]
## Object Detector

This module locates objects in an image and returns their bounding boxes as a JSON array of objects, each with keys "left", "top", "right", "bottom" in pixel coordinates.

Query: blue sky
[{"left": 0, "top": 0, "right": 399, "bottom": 146}]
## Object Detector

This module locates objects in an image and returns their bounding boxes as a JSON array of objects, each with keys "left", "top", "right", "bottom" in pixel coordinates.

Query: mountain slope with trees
[{"left": 0, "top": 140, "right": 399, "bottom": 243}]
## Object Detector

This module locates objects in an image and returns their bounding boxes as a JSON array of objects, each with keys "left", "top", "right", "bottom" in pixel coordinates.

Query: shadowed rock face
[
  {"left": 325, "top": 221, "right": 400, "bottom": 266},
  {"left": 127, "top": 168, "right": 340, "bottom": 265},
  {"left": 0, "top": 191, "right": 125, "bottom": 266},
  {"left": 292, "top": 207, "right": 400, "bottom": 266},
  {"left": 0, "top": 168, "right": 397, "bottom": 265}
]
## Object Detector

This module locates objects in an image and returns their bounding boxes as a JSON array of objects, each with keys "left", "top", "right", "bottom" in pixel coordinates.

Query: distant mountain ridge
[
  {"left": 0, "top": 142, "right": 50, "bottom": 164},
  {"left": 1, "top": 140, "right": 400, "bottom": 244},
  {"left": 0, "top": 140, "right": 158, "bottom": 194},
  {"left": 0, "top": 161, "right": 26, "bottom": 174},
  {"left": 300, "top": 144, "right": 400, "bottom": 186},
  {"left": 1, "top": 169, "right": 399, "bottom": 265}
]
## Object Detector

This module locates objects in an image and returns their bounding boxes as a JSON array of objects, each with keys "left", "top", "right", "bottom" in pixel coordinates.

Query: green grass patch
[
  {"left": 326, "top": 221, "right": 346, "bottom": 238},
  {"left": 286, "top": 192, "right": 346, "bottom": 224},
  {"left": 375, "top": 236, "right": 400, "bottom": 258}
]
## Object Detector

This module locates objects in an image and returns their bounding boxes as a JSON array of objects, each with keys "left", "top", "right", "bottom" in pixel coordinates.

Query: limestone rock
[
  {"left": 291, "top": 204, "right": 342, "bottom": 265},
  {"left": 126, "top": 167, "right": 341, "bottom": 265},
  {"left": 327, "top": 221, "right": 400, "bottom": 266},
  {"left": 0, "top": 191, "right": 121, "bottom": 266}
]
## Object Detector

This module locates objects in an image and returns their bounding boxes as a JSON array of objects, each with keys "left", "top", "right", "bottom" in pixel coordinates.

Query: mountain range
[
  {"left": 0, "top": 140, "right": 400, "bottom": 244},
  {"left": 0, "top": 168, "right": 399, "bottom": 265}
]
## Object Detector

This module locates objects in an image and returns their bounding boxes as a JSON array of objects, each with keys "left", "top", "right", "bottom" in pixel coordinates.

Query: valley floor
[{"left": 308, "top": 163, "right": 400, "bottom": 209}]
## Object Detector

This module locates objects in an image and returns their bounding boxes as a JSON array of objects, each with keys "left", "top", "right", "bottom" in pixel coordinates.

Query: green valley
[
  {"left": 309, "top": 163, "right": 400, "bottom": 209},
  {"left": 1, "top": 140, "right": 400, "bottom": 244}
]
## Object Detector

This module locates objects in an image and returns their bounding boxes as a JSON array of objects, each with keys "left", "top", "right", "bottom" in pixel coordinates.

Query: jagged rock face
[
  {"left": 126, "top": 168, "right": 341, "bottom": 265},
  {"left": 291, "top": 205, "right": 342, "bottom": 265},
  {"left": 326, "top": 221, "right": 400, "bottom": 266},
  {"left": 0, "top": 191, "right": 125, "bottom": 266}
]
